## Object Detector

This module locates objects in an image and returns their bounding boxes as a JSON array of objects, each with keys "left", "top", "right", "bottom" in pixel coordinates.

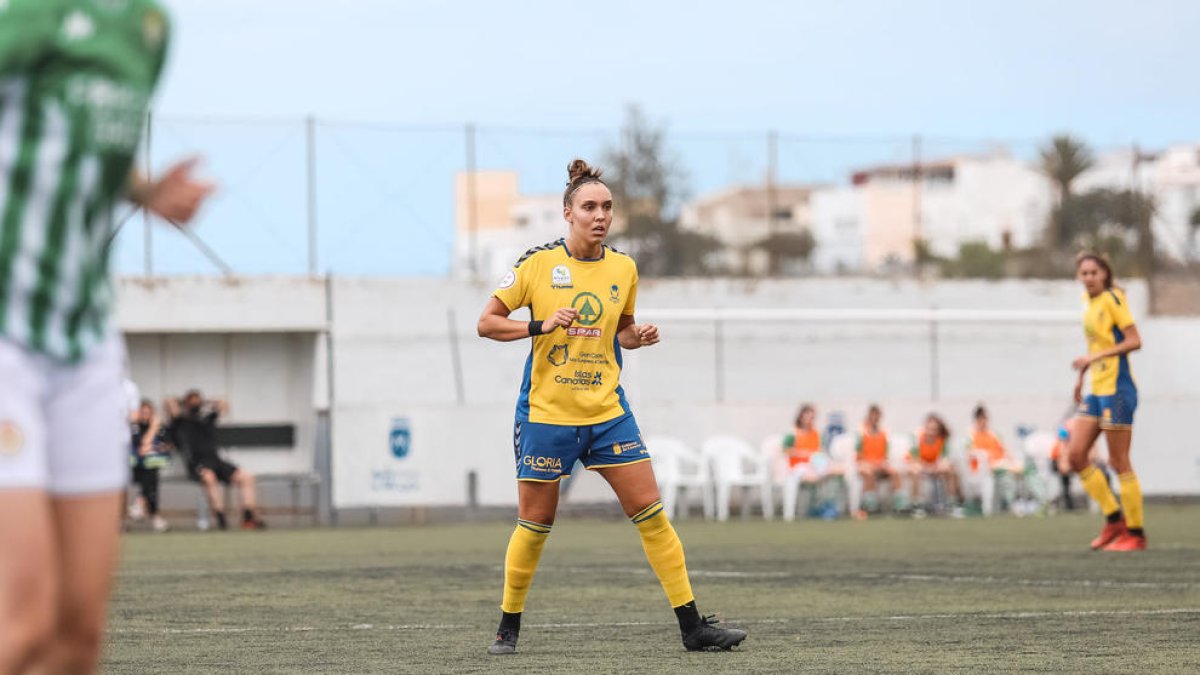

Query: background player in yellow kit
[
  {"left": 1068, "top": 252, "right": 1146, "bottom": 551},
  {"left": 476, "top": 159, "right": 747, "bottom": 655}
]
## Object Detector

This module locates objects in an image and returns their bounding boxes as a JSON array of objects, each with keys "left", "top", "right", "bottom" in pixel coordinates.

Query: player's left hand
[
  {"left": 1071, "top": 355, "right": 1091, "bottom": 371},
  {"left": 142, "top": 157, "right": 216, "bottom": 225},
  {"left": 636, "top": 324, "right": 659, "bottom": 347}
]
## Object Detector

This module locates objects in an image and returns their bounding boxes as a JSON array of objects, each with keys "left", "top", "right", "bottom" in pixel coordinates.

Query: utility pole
[
  {"left": 766, "top": 129, "right": 779, "bottom": 276},
  {"left": 912, "top": 133, "right": 923, "bottom": 274},
  {"left": 306, "top": 116, "right": 318, "bottom": 276},
  {"left": 465, "top": 124, "right": 478, "bottom": 281}
]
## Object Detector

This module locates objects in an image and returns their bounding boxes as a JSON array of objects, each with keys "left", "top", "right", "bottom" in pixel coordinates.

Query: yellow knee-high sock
[
  {"left": 1079, "top": 466, "right": 1120, "bottom": 517},
  {"left": 632, "top": 500, "right": 695, "bottom": 607},
  {"left": 1118, "top": 472, "right": 1144, "bottom": 531},
  {"left": 499, "top": 520, "right": 550, "bottom": 613}
]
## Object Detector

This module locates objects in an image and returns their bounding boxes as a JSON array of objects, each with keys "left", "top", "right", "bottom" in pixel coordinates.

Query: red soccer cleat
[
  {"left": 1102, "top": 533, "right": 1147, "bottom": 552},
  {"left": 1090, "top": 518, "right": 1127, "bottom": 550}
]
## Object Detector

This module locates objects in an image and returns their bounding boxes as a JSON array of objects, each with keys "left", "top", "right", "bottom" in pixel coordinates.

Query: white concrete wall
[
  {"left": 117, "top": 277, "right": 325, "bottom": 477},
  {"left": 116, "top": 276, "right": 1200, "bottom": 507}
]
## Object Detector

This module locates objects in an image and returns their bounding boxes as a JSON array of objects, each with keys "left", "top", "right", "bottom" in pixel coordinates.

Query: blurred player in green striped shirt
[{"left": 0, "top": 1, "right": 213, "bottom": 671}]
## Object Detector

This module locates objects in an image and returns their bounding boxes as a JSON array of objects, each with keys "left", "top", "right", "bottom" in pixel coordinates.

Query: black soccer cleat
[
  {"left": 682, "top": 615, "right": 747, "bottom": 652},
  {"left": 487, "top": 627, "right": 519, "bottom": 655}
]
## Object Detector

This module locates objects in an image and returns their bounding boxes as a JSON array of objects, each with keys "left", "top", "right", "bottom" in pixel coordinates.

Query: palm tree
[{"left": 1039, "top": 135, "right": 1095, "bottom": 249}]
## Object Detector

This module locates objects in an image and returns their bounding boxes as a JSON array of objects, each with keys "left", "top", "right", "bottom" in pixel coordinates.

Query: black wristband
[{"left": 528, "top": 320, "right": 544, "bottom": 337}]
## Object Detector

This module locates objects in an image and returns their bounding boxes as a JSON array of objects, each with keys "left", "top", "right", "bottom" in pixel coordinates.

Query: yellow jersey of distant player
[
  {"left": 493, "top": 239, "right": 638, "bottom": 425},
  {"left": 1082, "top": 288, "right": 1137, "bottom": 397}
]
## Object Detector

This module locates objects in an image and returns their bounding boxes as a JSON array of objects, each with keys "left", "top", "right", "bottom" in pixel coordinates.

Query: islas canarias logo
[{"left": 571, "top": 292, "right": 603, "bottom": 326}]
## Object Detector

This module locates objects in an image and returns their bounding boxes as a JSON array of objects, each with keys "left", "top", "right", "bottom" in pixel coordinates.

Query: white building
[
  {"left": 810, "top": 152, "right": 1054, "bottom": 273},
  {"left": 1077, "top": 144, "right": 1200, "bottom": 261}
]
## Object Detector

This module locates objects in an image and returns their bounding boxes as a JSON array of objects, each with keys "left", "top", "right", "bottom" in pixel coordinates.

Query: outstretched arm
[{"left": 477, "top": 297, "right": 578, "bottom": 342}]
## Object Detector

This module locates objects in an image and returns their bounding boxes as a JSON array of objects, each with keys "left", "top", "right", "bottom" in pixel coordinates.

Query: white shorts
[{"left": 0, "top": 334, "right": 128, "bottom": 495}]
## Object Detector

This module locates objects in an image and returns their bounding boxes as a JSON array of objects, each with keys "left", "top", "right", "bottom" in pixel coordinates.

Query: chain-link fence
[{"left": 120, "top": 114, "right": 1165, "bottom": 280}]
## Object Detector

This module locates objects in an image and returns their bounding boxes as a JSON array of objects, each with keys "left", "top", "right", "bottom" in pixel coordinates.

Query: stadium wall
[{"left": 116, "top": 277, "right": 1200, "bottom": 509}]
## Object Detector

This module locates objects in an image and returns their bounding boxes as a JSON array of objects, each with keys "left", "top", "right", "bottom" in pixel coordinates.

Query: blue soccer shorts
[
  {"left": 1078, "top": 387, "right": 1137, "bottom": 430},
  {"left": 513, "top": 412, "right": 649, "bottom": 482}
]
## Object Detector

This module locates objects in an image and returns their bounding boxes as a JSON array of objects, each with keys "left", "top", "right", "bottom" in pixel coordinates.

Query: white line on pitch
[
  {"left": 815, "top": 608, "right": 1200, "bottom": 622},
  {"left": 108, "top": 609, "right": 1200, "bottom": 636},
  {"left": 118, "top": 566, "right": 1196, "bottom": 590},
  {"left": 860, "top": 573, "right": 1197, "bottom": 590}
]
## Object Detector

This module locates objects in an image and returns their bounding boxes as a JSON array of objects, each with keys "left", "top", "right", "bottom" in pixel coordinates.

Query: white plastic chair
[
  {"left": 828, "top": 433, "right": 860, "bottom": 514},
  {"left": 953, "top": 440, "right": 996, "bottom": 516},
  {"left": 1023, "top": 431, "right": 1058, "bottom": 508},
  {"left": 701, "top": 435, "right": 772, "bottom": 522},
  {"left": 887, "top": 432, "right": 914, "bottom": 504},
  {"left": 760, "top": 434, "right": 790, "bottom": 520},
  {"left": 646, "top": 435, "right": 714, "bottom": 520}
]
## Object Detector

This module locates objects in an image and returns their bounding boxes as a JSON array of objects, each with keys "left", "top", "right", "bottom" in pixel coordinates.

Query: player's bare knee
[
  {"left": 0, "top": 571, "right": 56, "bottom": 668},
  {"left": 1108, "top": 455, "right": 1132, "bottom": 475},
  {"left": 52, "top": 613, "right": 105, "bottom": 670}
]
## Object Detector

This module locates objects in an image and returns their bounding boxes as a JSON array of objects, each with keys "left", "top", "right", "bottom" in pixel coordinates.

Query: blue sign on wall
[{"left": 389, "top": 417, "right": 411, "bottom": 459}]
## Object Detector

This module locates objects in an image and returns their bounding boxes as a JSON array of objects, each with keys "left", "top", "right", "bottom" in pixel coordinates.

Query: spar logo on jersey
[
  {"left": 547, "top": 344, "right": 569, "bottom": 367},
  {"left": 0, "top": 421, "right": 22, "bottom": 457},
  {"left": 571, "top": 292, "right": 603, "bottom": 326},
  {"left": 567, "top": 327, "right": 602, "bottom": 339}
]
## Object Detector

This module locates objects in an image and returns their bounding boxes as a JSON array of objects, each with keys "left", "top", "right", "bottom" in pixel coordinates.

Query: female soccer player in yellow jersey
[
  {"left": 477, "top": 159, "right": 747, "bottom": 655},
  {"left": 1068, "top": 253, "right": 1146, "bottom": 551}
]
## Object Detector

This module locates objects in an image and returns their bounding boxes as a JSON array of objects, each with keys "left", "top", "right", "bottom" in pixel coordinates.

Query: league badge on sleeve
[{"left": 497, "top": 270, "right": 516, "bottom": 290}]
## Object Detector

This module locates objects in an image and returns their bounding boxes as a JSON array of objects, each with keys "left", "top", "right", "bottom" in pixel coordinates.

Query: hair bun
[{"left": 567, "top": 158, "right": 603, "bottom": 185}]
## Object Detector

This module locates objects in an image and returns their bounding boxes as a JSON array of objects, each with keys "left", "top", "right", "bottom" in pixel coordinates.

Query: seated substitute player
[
  {"left": 906, "top": 413, "right": 961, "bottom": 512},
  {"left": 969, "top": 404, "right": 1025, "bottom": 509},
  {"left": 783, "top": 404, "right": 823, "bottom": 478},
  {"left": 165, "top": 390, "right": 265, "bottom": 530},
  {"left": 1068, "top": 252, "right": 1146, "bottom": 551},
  {"left": 0, "top": 2, "right": 214, "bottom": 672},
  {"left": 856, "top": 404, "right": 902, "bottom": 514},
  {"left": 781, "top": 404, "right": 840, "bottom": 520},
  {"left": 128, "top": 399, "right": 171, "bottom": 533},
  {"left": 476, "top": 159, "right": 747, "bottom": 655}
]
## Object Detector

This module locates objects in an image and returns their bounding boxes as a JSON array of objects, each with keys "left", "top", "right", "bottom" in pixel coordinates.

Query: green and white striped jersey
[{"left": 0, "top": 0, "right": 169, "bottom": 361}]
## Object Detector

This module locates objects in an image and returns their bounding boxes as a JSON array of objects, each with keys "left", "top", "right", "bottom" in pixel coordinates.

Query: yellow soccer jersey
[
  {"left": 493, "top": 239, "right": 639, "bottom": 425},
  {"left": 1082, "top": 288, "right": 1137, "bottom": 396}
]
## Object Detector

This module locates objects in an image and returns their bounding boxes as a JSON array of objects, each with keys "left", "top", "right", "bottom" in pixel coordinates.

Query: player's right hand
[
  {"left": 144, "top": 157, "right": 216, "bottom": 225},
  {"left": 1072, "top": 381, "right": 1083, "bottom": 404},
  {"left": 542, "top": 308, "right": 579, "bottom": 333}
]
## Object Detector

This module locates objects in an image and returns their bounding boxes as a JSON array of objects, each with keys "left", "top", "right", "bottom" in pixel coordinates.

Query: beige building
[
  {"left": 453, "top": 170, "right": 565, "bottom": 281},
  {"left": 679, "top": 184, "right": 816, "bottom": 273}
]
